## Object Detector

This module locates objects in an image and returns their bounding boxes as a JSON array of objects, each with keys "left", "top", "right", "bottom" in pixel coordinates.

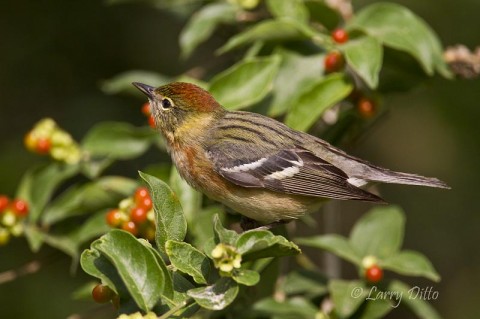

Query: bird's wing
[{"left": 207, "top": 144, "right": 384, "bottom": 202}]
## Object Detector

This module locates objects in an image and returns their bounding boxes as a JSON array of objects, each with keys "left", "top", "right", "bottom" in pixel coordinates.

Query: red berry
[
  {"left": 35, "top": 138, "right": 51, "bottom": 154},
  {"left": 0, "top": 196, "right": 9, "bottom": 212},
  {"left": 148, "top": 115, "right": 156, "bottom": 128},
  {"left": 365, "top": 265, "right": 383, "bottom": 283},
  {"left": 138, "top": 197, "right": 153, "bottom": 211},
  {"left": 331, "top": 28, "right": 349, "bottom": 43},
  {"left": 141, "top": 102, "right": 151, "bottom": 116},
  {"left": 11, "top": 199, "right": 29, "bottom": 217},
  {"left": 357, "top": 97, "right": 376, "bottom": 118},
  {"left": 92, "top": 284, "right": 115, "bottom": 304},
  {"left": 122, "top": 221, "right": 138, "bottom": 236},
  {"left": 106, "top": 209, "right": 123, "bottom": 227},
  {"left": 324, "top": 51, "right": 344, "bottom": 73},
  {"left": 134, "top": 187, "right": 150, "bottom": 203},
  {"left": 130, "top": 207, "right": 147, "bottom": 224}
]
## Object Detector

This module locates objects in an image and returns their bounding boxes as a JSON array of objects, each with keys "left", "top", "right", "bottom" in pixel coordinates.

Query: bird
[{"left": 133, "top": 81, "right": 449, "bottom": 228}]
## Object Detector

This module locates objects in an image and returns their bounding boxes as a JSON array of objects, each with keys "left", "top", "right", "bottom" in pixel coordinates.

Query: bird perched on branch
[{"left": 133, "top": 82, "right": 449, "bottom": 228}]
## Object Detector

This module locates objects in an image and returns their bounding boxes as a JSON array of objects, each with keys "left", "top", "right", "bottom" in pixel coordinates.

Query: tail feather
[{"left": 361, "top": 166, "right": 450, "bottom": 189}]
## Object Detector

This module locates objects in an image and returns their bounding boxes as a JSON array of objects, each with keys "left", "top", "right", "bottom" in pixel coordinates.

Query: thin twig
[{"left": 0, "top": 259, "right": 42, "bottom": 285}]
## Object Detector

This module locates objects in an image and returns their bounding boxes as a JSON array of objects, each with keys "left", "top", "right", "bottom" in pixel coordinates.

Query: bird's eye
[{"left": 162, "top": 98, "right": 172, "bottom": 109}]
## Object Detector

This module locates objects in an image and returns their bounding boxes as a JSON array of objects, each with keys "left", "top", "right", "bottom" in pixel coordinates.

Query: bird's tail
[{"left": 361, "top": 164, "right": 450, "bottom": 189}]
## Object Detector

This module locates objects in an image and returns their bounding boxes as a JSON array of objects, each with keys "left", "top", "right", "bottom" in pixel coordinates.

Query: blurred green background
[{"left": 0, "top": 0, "right": 479, "bottom": 318}]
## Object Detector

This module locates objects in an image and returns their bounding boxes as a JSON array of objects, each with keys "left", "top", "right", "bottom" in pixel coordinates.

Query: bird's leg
[{"left": 240, "top": 216, "right": 291, "bottom": 231}]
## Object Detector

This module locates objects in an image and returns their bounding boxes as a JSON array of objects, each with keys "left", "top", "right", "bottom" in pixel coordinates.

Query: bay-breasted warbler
[{"left": 133, "top": 82, "right": 448, "bottom": 225}]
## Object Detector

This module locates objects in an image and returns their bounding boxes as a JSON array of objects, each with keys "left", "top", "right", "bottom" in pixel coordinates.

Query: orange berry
[
  {"left": 148, "top": 115, "right": 156, "bottom": 128},
  {"left": 141, "top": 102, "right": 151, "bottom": 116},
  {"left": 365, "top": 265, "right": 383, "bottom": 283},
  {"left": 11, "top": 199, "right": 29, "bottom": 217},
  {"left": 130, "top": 207, "right": 147, "bottom": 224},
  {"left": 357, "top": 97, "right": 376, "bottom": 118},
  {"left": 331, "top": 28, "right": 349, "bottom": 44},
  {"left": 35, "top": 138, "right": 51, "bottom": 154},
  {"left": 138, "top": 197, "right": 153, "bottom": 211},
  {"left": 92, "top": 284, "right": 115, "bottom": 304},
  {"left": 122, "top": 221, "right": 138, "bottom": 236},
  {"left": 324, "top": 51, "right": 344, "bottom": 73},
  {"left": 134, "top": 187, "right": 150, "bottom": 203},
  {"left": 0, "top": 196, "right": 9, "bottom": 212},
  {"left": 106, "top": 209, "right": 123, "bottom": 227}
]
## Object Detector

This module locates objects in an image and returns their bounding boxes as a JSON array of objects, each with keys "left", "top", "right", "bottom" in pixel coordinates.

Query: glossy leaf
[
  {"left": 382, "top": 250, "right": 440, "bottom": 282},
  {"left": 209, "top": 55, "right": 281, "bottom": 110},
  {"left": 266, "top": 0, "right": 309, "bottom": 24},
  {"left": 343, "top": 36, "right": 383, "bottom": 89},
  {"left": 217, "top": 19, "right": 314, "bottom": 54},
  {"left": 269, "top": 49, "right": 325, "bottom": 116},
  {"left": 179, "top": 2, "right": 237, "bottom": 58},
  {"left": 92, "top": 230, "right": 166, "bottom": 312},
  {"left": 42, "top": 176, "right": 138, "bottom": 225},
  {"left": 166, "top": 240, "right": 210, "bottom": 285},
  {"left": 187, "top": 277, "right": 239, "bottom": 310},
  {"left": 232, "top": 269, "right": 260, "bottom": 286},
  {"left": 296, "top": 234, "right": 362, "bottom": 265},
  {"left": 236, "top": 229, "right": 301, "bottom": 261},
  {"left": 101, "top": 70, "right": 170, "bottom": 96},
  {"left": 213, "top": 214, "right": 240, "bottom": 246},
  {"left": 82, "top": 122, "right": 158, "bottom": 160},
  {"left": 146, "top": 246, "right": 174, "bottom": 301},
  {"left": 16, "top": 162, "right": 79, "bottom": 223},
  {"left": 350, "top": 3, "right": 451, "bottom": 77},
  {"left": 285, "top": 73, "right": 353, "bottom": 131},
  {"left": 139, "top": 171, "right": 187, "bottom": 252},
  {"left": 329, "top": 280, "right": 367, "bottom": 318},
  {"left": 388, "top": 280, "right": 442, "bottom": 319},
  {"left": 350, "top": 206, "right": 404, "bottom": 259}
]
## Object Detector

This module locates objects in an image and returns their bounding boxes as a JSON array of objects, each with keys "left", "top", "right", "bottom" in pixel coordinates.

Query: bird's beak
[{"left": 132, "top": 82, "right": 156, "bottom": 99}]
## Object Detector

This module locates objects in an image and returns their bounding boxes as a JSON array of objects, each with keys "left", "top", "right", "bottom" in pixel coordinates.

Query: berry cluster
[
  {"left": 362, "top": 255, "right": 384, "bottom": 283},
  {"left": 106, "top": 187, "right": 156, "bottom": 241},
  {"left": 24, "top": 118, "right": 81, "bottom": 164},
  {"left": 0, "top": 195, "right": 29, "bottom": 245},
  {"left": 141, "top": 102, "right": 156, "bottom": 128},
  {"left": 324, "top": 28, "right": 349, "bottom": 73}
]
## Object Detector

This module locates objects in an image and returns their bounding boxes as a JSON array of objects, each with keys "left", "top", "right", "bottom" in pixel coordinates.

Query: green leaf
[
  {"left": 357, "top": 297, "right": 392, "bottom": 319},
  {"left": 179, "top": 2, "right": 237, "bottom": 58},
  {"left": 217, "top": 19, "right": 314, "bottom": 54},
  {"left": 296, "top": 234, "right": 362, "bottom": 265},
  {"left": 68, "top": 210, "right": 111, "bottom": 245},
  {"left": 329, "top": 280, "right": 366, "bottom": 318},
  {"left": 16, "top": 162, "right": 79, "bottom": 223},
  {"left": 169, "top": 167, "right": 202, "bottom": 227},
  {"left": 213, "top": 214, "right": 240, "bottom": 246},
  {"left": 343, "top": 36, "right": 383, "bottom": 89},
  {"left": 382, "top": 250, "right": 440, "bottom": 282},
  {"left": 187, "top": 277, "right": 239, "bottom": 310},
  {"left": 349, "top": 206, "right": 405, "bottom": 259},
  {"left": 236, "top": 229, "right": 301, "bottom": 261},
  {"left": 232, "top": 269, "right": 260, "bottom": 286},
  {"left": 91, "top": 230, "right": 166, "bottom": 312},
  {"left": 349, "top": 2, "right": 451, "bottom": 77},
  {"left": 388, "top": 280, "right": 442, "bottom": 319},
  {"left": 80, "top": 248, "right": 129, "bottom": 296},
  {"left": 146, "top": 246, "right": 174, "bottom": 301},
  {"left": 253, "top": 297, "right": 318, "bottom": 319},
  {"left": 24, "top": 225, "right": 45, "bottom": 252},
  {"left": 101, "top": 70, "right": 170, "bottom": 96},
  {"left": 266, "top": 0, "right": 309, "bottom": 24},
  {"left": 42, "top": 176, "right": 138, "bottom": 225},
  {"left": 82, "top": 122, "right": 158, "bottom": 160},
  {"left": 209, "top": 55, "right": 281, "bottom": 110},
  {"left": 269, "top": 49, "right": 325, "bottom": 116},
  {"left": 139, "top": 172, "right": 187, "bottom": 252},
  {"left": 281, "top": 269, "right": 327, "bottom": 298},
  {"left": 304, "top": 0, "right": 341, "bottom": 30},
  {"left": 166, "top": 240, "right": 210, "bottom": 285},
  {"left": 191, "top": 206, "right": 224, "bottom": 250},
  {"left": 285, "top": 73, "right": 353, "bottom": 131}
]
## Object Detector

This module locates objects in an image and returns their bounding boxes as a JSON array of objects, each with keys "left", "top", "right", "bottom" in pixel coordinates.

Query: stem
[
  {"left": 0, "top": 259, "right": 42, "bottom": 285},
  {"left": 323, "top": 201, "right": 341, "bottom": 278},
  {"left": 157, "top": 298, "right": 194, "bottom": 319}
]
